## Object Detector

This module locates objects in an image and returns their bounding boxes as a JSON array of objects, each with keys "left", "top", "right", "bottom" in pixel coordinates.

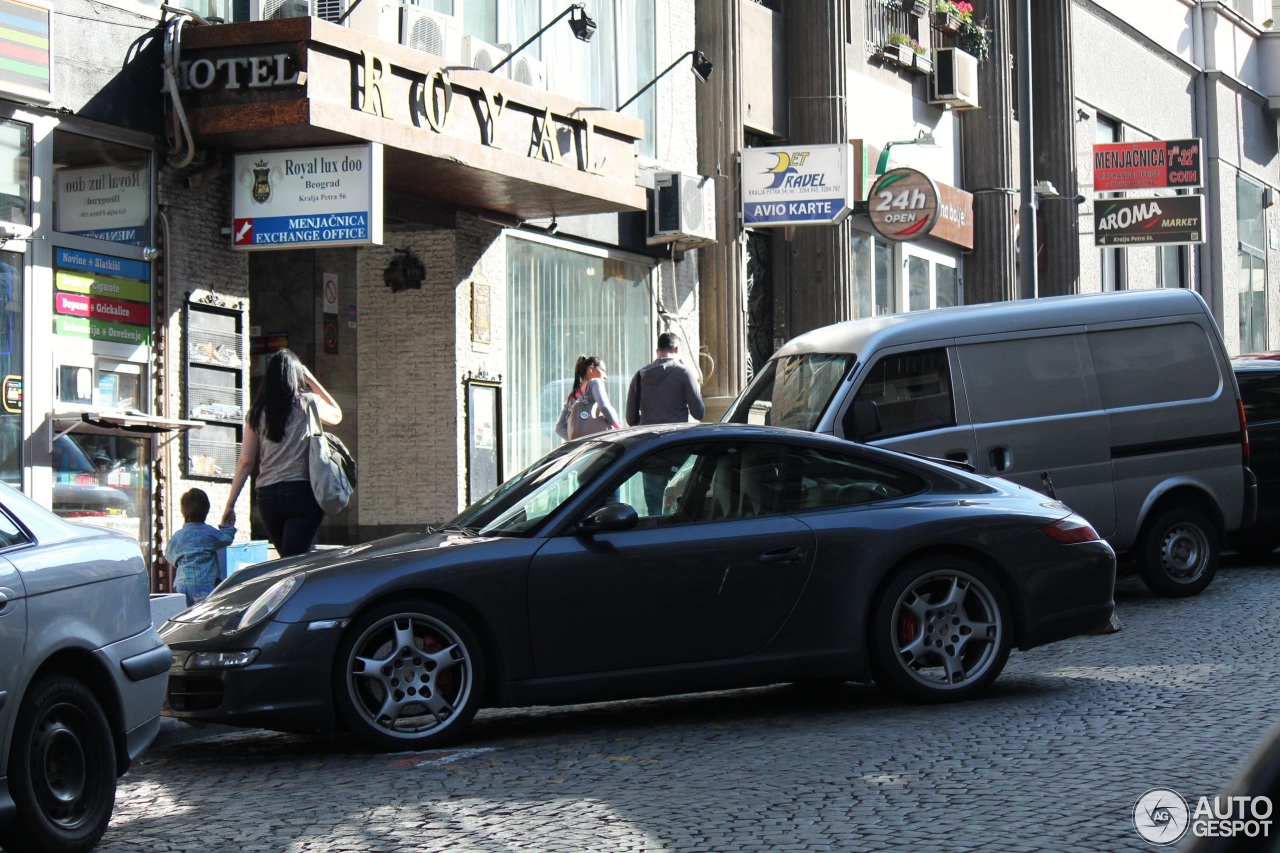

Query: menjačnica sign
[{"left": 1093, "top": 139, "right": 1202, "bottom": 192}]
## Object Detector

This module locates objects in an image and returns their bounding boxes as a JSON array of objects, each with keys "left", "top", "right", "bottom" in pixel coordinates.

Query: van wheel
[{"left": 1139, "top": 507, "right": 1218, "bottom": 597}]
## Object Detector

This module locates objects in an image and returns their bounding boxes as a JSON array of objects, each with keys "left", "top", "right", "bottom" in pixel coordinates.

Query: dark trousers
[{"left": 256, "top": 480, "right": 324, "bottom": 558}]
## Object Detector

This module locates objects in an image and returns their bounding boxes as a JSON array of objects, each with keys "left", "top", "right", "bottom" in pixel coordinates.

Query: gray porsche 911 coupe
[{"left": 160, "top": 424, "right": 1115, "bottom": 750}]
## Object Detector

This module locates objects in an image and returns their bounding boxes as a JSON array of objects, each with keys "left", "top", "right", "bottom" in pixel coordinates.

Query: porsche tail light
[{"left": 1041, "top": 515, "right": 1100, "bottom": 544}]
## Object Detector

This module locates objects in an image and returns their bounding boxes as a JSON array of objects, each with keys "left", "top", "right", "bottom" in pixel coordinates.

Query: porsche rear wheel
[
  {"left": 869, "top": 557, "right": 1011, "bottom": 703},
  {"left": 1, "top": 675, "right": 116, "bottom": 853},
  {"left": 334, "top": 601, "right": 484, "bottom": 751}
]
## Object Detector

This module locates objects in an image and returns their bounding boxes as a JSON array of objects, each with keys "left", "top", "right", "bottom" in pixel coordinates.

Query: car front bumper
[{"left": 162, "top": 618, "right": 344, "bottom": 734}]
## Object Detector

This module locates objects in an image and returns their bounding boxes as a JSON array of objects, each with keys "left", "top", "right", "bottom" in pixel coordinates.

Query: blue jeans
[
  {"left": 256, "top": 480, "right": 324, "bottom": 558},
  {"left": 175, "top": 583, "right": 213, "bottom": 607}
]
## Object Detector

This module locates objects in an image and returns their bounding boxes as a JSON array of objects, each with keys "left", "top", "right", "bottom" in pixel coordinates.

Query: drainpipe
[{"left": 1192, "top": 1, "right": 1222, "bottom": 326}]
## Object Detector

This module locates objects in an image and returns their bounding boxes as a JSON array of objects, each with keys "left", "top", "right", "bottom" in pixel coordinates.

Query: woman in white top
[
  {"left": 555, "top": 354, "right": 622, "bottom": 440},
  {"left": 221, "top": 349, "right": 341, "bottom": 557}
]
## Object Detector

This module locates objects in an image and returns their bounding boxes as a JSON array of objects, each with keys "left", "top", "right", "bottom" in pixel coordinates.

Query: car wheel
[
  {"left": 0, "top": 675, "right": 116, "bottom": 853},
  {"left": 334, "top": 601, "right": 485, "bottom": 751},
  {"left": 1139, "top": 507, "right": 1219, "bottom": 597},
  {"left": 868, "top": 556, "right": 1012, "bottom": 703}
]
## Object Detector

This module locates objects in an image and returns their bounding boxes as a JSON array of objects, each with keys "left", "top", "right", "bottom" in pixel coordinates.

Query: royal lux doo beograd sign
[
  {"left": 867, "top": 168, "right": 940, "bottom": 242},
  {"left": 741, "top": 145, "right": 854, "bottom": 227},
  {"left": 1093, "top": 195, "right": 1205, "bottom": 247},
  {"left": 1093, "top": 139, "right": 1202, "bottom": 192},
  {"left": 231, "top": 144, "right": 384, "bottom": 250}
]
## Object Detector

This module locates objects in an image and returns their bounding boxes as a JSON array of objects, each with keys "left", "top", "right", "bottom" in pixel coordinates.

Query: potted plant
[
  {"left": 933, "top": 0, "right": 973, "bottom": 34},
  {"left": 884, "top": 32, "right": 915, "bottom": 67},
  {"left": 909, "top": 0, "right": 929, "bottom": 16},
  {"left": 958, "top": 15, "right": 992, "bottom": 63},
  {"left": 912, "top": 40, "right": 932, "bottom": 74}
]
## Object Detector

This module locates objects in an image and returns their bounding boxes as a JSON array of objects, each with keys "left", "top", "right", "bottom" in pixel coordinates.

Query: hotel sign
[
  {"left": 741, "top": 144, "right": 854, "bottom": 226},
  {"left": 1093, "top": 139, "right": 1202, "bottom": 192},
  {"left": 1093, "top": 194, "right": 1205, "bottom": 246},
  {"left": 175, "top": 18, "right": 645, "bottom": 219},
  {"left": 232, "top": 144, "right": 383, "bottom": 250}
]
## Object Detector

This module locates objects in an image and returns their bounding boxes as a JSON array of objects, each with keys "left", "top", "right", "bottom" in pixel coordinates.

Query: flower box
[
  {"left": 914, "top": 52, "right": 933, "bottom": 74},
  {"left": 909, "top": 0, "right": 929, "bottom": 16},
  {"left": 933, "top": 11, "right": 961, "bottom": 33},
  {"left": 882, "top": 44, "right": 915, "bottom": 67}
]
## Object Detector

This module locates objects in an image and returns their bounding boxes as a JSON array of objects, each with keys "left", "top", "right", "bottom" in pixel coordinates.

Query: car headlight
[
  {"left": 232, "top": 574, "right": 305, "bottom": 633},
  {"left": 185, "top": 649, "right": 260, "bottom": 670}
]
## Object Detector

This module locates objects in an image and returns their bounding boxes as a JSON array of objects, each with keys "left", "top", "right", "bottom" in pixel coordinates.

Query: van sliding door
[{"left": 955, "top": 333, "right": 1118, "bottom": 539}]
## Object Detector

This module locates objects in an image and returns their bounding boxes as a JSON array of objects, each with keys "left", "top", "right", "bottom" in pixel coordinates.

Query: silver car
[{"left": 0, "top": 483, "right": 168, "bottom": 853}]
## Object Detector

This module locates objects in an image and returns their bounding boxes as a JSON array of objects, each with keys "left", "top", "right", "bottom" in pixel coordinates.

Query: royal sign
[
  {"left": 231, "top": 144, "right": 383, "bottom": 250},
  {"left": 868, "top": 168, "right": 940, "bottom": 242},
  {"left": 1093, "top": 139, "right": 1202, "bottom": 192},
  {"left": 1093, "top": 194, "right": 1205, "bottom": 246},
  {"left": 741, "top": 144, "right": 854, "bottom": 227}
]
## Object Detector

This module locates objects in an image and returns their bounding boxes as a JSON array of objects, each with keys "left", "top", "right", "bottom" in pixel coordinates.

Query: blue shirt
[{"left": 167, "top": 522, "right": 236, "bottom": 592}]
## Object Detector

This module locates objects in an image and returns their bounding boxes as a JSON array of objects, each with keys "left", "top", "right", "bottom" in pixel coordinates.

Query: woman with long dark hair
[
  {"left": 555, "top": 354, "right": 621, "bottom": 440},
  {"left": 221, "top": 349, "right": 342, "bottom": 557}
]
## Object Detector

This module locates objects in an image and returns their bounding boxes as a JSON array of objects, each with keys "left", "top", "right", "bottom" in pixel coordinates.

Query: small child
[{"left": 166, "top": 488, "right": 236, "bottom": 606}]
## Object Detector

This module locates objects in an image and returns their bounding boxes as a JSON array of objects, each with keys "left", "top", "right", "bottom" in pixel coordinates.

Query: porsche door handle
[{"left": 759, "top": 546, "right": 807, "bottom": 565}]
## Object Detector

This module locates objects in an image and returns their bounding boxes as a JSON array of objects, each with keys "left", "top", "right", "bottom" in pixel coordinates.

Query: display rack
[{"left": 183, "top": 301, "right": 245, "bottom": 480}]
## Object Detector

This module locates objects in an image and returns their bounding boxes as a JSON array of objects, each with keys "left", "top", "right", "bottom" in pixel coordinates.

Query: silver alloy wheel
[
  {"left": 345, "top": 611, "right": 474, "bottom": 742},
  {"left": 889, "top": 569, "right": 1003, "bottom": 691},
  {"left": 1158, "top": 521, "right": 1210, "bottom": 582}
]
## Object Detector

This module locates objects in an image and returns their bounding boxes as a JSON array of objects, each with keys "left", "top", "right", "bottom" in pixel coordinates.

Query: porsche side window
[
  {"left": 0, "top": 505, "right": 27, "bottom": 548},
  {"left": 785, "top": 447, "right": 925, "bottom": 512}
]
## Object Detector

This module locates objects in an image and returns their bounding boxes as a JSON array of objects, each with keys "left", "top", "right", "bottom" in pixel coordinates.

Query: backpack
[{"left": 567, "top": 383, "right": 612, "bottom": 439}]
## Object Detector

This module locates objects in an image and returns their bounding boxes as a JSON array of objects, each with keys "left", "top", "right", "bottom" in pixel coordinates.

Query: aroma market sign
[{"left": 1093, "top": 194, "right": 1205, "bottom": 246}]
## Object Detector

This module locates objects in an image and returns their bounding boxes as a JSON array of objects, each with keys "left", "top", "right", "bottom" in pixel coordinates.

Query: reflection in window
[
  {"left": 850, "top": 349, "right": 955, "bottom": 440},
  {"left": 785, "top": 446, "right": 924, "bottom": 512},
  {"left": 725, "top": 353, "right": 855, "bottom": 431},
  {"left": 505, "top": 237, "right": 653, "bottom": 474},
  {"left": 1238, "top": 173, "right": 1267, "bottom": 353},
  {"left": 1238, "top": 372, "right": 1280, "bottom": 424},
  {"left": 53, "top": 131, "right": 150, "bottom": 246},
  {"left": 0, "top": 255, "right": 20, "bottom": 490}
]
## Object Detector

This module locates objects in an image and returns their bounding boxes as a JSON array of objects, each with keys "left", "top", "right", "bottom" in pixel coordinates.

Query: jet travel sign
[
  {"left": 1094, "top": 195, "right": 1205, "bottom": 246},
  {"left": 741, "top": 144, "right": 854, "bottom": 227},
  {"left": 232, "top": 143, "right": 383, "bottom": 250}
]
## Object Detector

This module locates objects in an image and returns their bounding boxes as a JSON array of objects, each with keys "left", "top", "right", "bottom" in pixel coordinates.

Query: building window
[
  {"left": 852, "top": 231, "right": 896, "bottom": 318},
  {"left": 0, "top": 119, "right": 27, "bottom": 494},
  {"left": 1096, "top": 116, "right": 1124, "bottom": 291},
  {"left": 1158, "top": 245, "right": 1187, "bottom": 288},
  {"left": 1238, "top": 173, "right": 1267, "bottom": 353},
  {"left": 505, "top": 235, "right": 654, "bottom": 473},
  {"left": 865, "top": 0, "right": 918, "bottom": 55}
]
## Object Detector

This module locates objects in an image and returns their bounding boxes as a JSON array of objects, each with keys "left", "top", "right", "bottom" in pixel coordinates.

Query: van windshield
[{"left": 723, "top": 354, "right": 855, "bottom": 431}]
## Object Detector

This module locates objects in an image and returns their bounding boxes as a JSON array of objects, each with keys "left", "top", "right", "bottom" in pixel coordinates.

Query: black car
[
  {"left": 160, "top": 424, "right": 1115, "bottom": 750},
  {"left": 1230, "top": 354, "right": 1280, "bottom": 556}
]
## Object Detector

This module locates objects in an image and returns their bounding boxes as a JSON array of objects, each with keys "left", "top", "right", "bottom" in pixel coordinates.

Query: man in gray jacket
[{"left": 626, "top": 332, "right": 705, "bottom": 513}]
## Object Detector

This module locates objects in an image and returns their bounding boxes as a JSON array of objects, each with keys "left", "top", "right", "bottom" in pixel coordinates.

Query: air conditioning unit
[
  {"left": 460, "top": 35, "right": 511, "bottom": 75},
  {"left": 930, "top": 47, "right": 980, "bottom": 109},
  {"left": 251, "top": 0, "right": 344, "bottom": 22},
  {"left": 399, "top": 6, "right": 461, "bottom": 62},
  {"left": 344, "top": 0, "right": 399, "bottom": 41},
  {"left": 649, "top": 171, "right": 717, "bottom": 247},
  {"left": 509, "top": 54, "right": 547, "bottom": 90}
]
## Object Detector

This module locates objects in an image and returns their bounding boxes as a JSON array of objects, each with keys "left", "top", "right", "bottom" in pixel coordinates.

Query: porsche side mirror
[{"left": 577, "top": 503, "right": 639, "bottom": 534}]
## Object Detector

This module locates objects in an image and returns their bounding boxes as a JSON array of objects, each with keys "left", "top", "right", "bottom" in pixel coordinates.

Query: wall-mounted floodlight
[
  {"left": 491, "top": 3, "right": 596, "bottom": 75},
  {"left": 617, "top": 50, "right": 714, "bottom": 112}
]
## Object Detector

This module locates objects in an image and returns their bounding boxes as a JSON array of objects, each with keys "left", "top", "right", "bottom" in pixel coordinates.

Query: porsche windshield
[
  {"left": 723, "top": 353, "right": 856, "bottom": 431},
  {"left": 448, "top": 441, "right": 623, "bottom": 537}
]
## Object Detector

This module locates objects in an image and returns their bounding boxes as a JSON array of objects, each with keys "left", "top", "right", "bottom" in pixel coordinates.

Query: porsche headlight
[{"left": 233, "top": 574, "right": 305, "bottom": 633}]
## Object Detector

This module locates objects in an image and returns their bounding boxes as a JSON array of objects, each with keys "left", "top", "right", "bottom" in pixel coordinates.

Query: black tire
[
  {"left": 868, "top": 556, "right": 1012, "bottom": 703},
  {"left": 1138, "top": 507, "right": 1219, "bottom": 597},
  {"left": 0, "top": 676, "right": 116, "bottom": 853},
  {"left": 333, "top": 600, "right": 485, "bottom": 751}
]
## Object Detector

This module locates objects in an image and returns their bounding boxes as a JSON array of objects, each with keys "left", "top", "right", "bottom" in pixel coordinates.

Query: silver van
[{"left": 724, "top": 289, "right": 1256, "bottom": 597}]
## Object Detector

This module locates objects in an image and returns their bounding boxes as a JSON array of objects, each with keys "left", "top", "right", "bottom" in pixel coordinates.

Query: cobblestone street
[{"left": 102, "top": 562, "right": 1280, "bottom": 852}]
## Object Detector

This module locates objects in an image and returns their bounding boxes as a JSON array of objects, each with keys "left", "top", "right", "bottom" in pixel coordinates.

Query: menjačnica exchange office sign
[{"left": 1092, "top": 138, "right": 1204, "bottom": 247}]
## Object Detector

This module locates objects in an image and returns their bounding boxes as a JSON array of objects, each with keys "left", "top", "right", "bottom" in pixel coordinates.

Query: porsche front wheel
[{"left": 334, "top": 601, "right": 485, "bottom": 751}]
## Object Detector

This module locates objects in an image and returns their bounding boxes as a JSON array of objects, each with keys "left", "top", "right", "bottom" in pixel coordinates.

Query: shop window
[
  {"left": 852, "top": 231, "right": 897, "bottom": 318},
  {"left": 505, "top": 236, "right": 653, "bottom": 474},
  {"left": 184, "top": 302, "right": 246, "bottom": 480},
  {"left": 1238, "top": 173, "right": 1267, "bottom": 353},
  {"left": 52, "top": 131, "right": 150, "bottom": 247},
  {"left": 0, "top": 120, "right": 28, "bottom": 492}
]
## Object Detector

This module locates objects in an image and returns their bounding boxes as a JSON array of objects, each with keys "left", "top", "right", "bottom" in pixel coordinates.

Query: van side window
[
  {"left": 1090, "top": 323, "right": 1219, "bottom": 407},
  {"left": 957, "top": 335, "right": 1091, "bottom": 422},
  {"left": 847, "top": 349, "right": 955, "bottom": 440},
  {"left": 783, "top": 446, "right": 925, "bottom": 512}
]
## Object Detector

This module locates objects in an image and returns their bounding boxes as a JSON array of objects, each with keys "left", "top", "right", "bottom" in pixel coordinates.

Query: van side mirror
[
  {"left": 577, "top": 503, "right": 639, "bottom": 534},
  {"left": 851, "top": 400, "right": 881, "bottom": 442}
]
